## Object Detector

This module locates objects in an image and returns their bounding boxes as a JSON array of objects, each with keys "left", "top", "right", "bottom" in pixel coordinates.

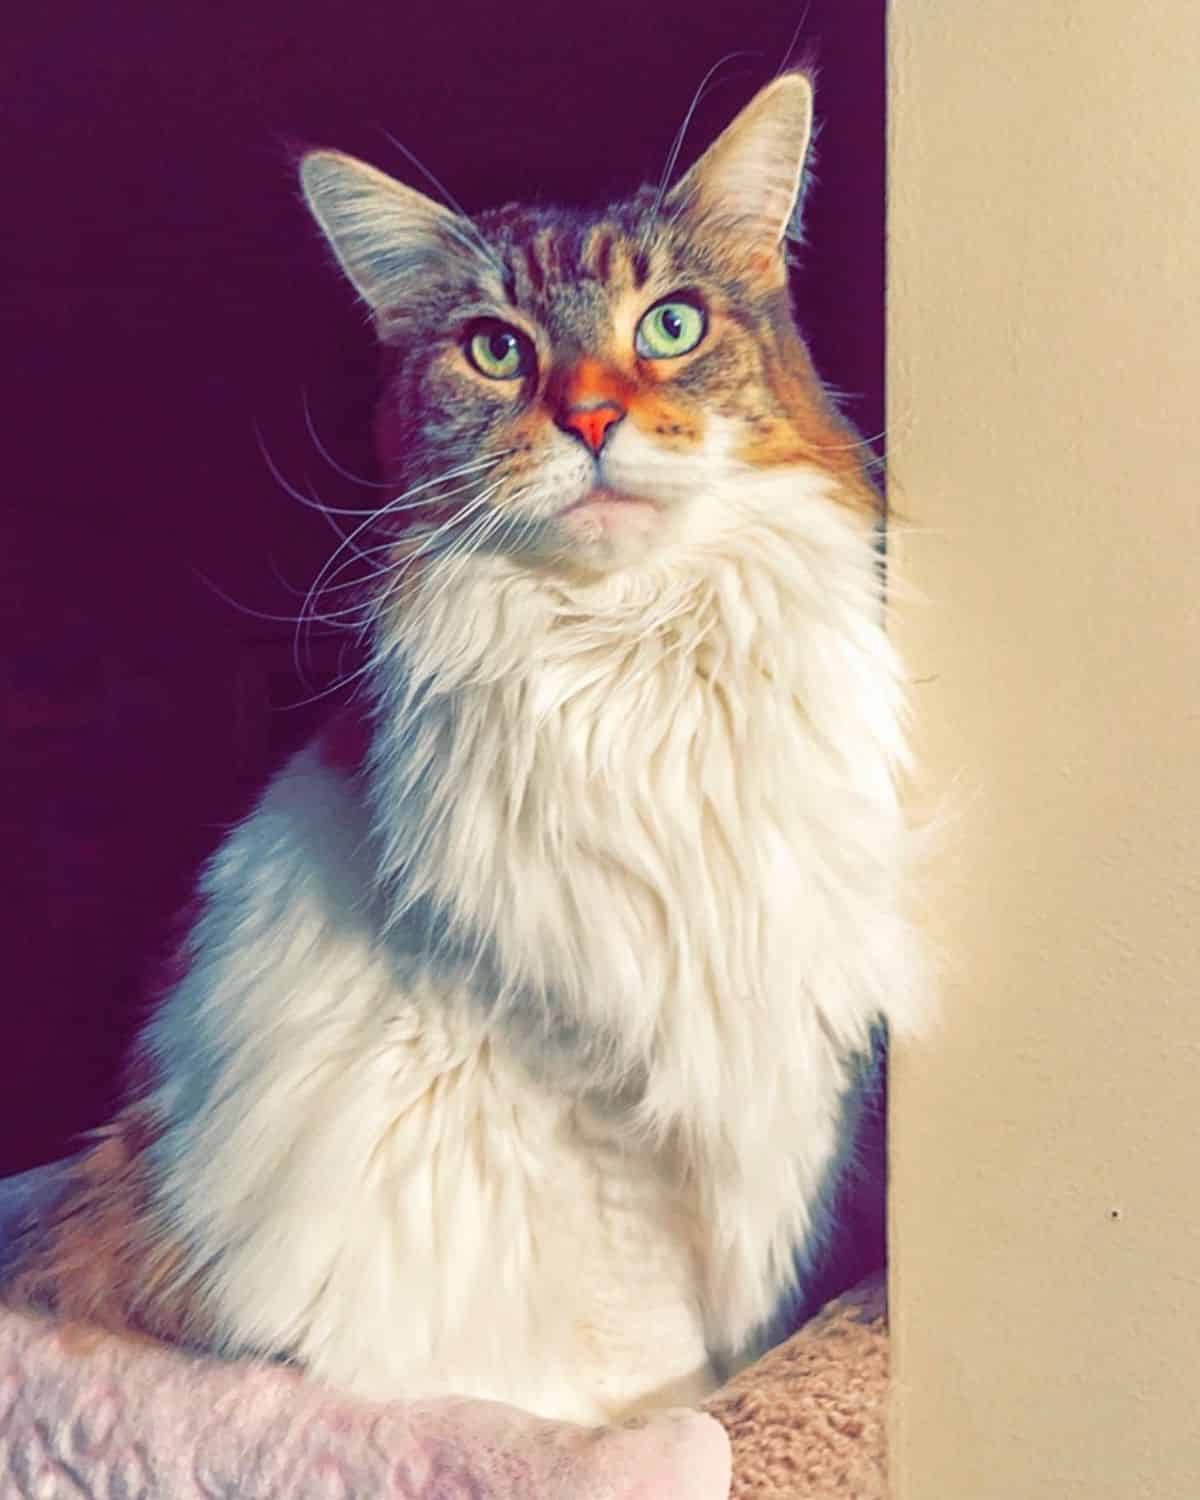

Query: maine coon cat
[{"left": 3, "top": 72, "right": 922, "bottom": 1425}]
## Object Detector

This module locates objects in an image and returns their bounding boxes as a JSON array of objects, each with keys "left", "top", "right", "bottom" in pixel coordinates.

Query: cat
[{"left": 2, "top": 71, "right": 923, "bottom": 1426}]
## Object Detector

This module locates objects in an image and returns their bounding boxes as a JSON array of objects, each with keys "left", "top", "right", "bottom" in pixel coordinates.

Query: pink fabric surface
[{"left": 0, "top": 1305, "right": 731, "bottom": 1499}]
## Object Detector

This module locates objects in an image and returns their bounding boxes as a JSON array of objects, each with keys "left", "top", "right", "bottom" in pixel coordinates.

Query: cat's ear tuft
[
  {"left": 300, "top": 151, "right": 474, "bottom": 327},
  {"left": 665, "top": 72, "right": 815, "bottom": 260}
]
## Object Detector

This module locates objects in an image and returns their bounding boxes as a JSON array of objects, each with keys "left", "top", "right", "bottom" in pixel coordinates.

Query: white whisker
[
  {"left": 302, "top": 392, "right": 392, "bottom": 490},
  {"left": 383, "top": 493, "right": 516, "bottom": 646},
  {"left": 292, "top": 459, "right": 509, "bottom": 675}
]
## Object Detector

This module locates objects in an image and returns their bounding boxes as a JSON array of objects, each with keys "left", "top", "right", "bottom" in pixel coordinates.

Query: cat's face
[{"left": 302, "top": 74, "right": 868, "bottom": 577}]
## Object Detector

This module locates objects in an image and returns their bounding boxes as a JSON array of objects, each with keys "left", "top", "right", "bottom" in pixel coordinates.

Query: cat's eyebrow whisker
[
  {"left": 647, "top": 51, "right": 760, "bottom": 231},
  {"left": 378, "top": 130, "right": 503, "bottom": 274},
  {"left": 377, "top": 131, "right": 474, "bottom": 224},
  {"left": 772, "top": 5, "right": 813, "bottom": 80}
]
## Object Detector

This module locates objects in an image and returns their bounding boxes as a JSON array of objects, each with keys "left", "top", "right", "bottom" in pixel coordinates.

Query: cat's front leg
[{"left": 695, "top": 1121, "right": 843, "bottom": 1367}]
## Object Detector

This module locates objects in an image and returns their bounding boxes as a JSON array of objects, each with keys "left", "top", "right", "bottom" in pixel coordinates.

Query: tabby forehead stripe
[
  {"left": 481, "top": 213, "right": 675, "bottom": 310},
  {"left": 523, "top": 241, "right": 546, "bottom": 294},
  {"left": 590, "top": 229, "right": 614, "bottom": 283},
  {"left": 540, "top": 228, "right": 561, "bottom": 281},
  {"left": 561, "top": 222, "right": 588, "bottom": 282}
]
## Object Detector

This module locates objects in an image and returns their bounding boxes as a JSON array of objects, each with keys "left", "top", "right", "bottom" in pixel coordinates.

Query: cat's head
[{"left": 300, "top": 73, "right": 872, "bottom": 578}]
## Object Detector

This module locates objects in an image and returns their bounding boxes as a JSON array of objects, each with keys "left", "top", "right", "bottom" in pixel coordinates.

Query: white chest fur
[{"left": 145, "top": 474, "right": 921, "bottom": 1421}]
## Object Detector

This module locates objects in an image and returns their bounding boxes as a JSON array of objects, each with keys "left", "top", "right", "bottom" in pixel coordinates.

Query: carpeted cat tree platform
[
  {"left": 704, "top": 1275, "right": 887, "bottom": 1499},
  {"left": 0, "top": 1156, "right": 887, "bottom": 1498},
  {"left": 0, "top": 1278, "right": 887, "bottom": 1498}
]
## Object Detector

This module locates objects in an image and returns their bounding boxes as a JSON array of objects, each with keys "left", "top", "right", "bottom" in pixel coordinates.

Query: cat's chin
[{"left": 549, "top": 487, "right": 666, "bottom": 572}]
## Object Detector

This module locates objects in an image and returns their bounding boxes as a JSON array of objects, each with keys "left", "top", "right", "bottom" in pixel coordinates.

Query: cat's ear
[
  {"left": 665, "top": 72, "right": 815, "bottom": 257},
  {"left": 300, "top": 151, "right": 477, "bottom": 326}
]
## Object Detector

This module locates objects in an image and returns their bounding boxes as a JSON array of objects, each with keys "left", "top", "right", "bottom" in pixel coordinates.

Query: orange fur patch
[
  {"left": 557, "top": 356, "right": 637, "bottom": 412},
  {"left": 1, "top": 1092, "right": 215, "bottom": 1353},
  {"left": 734, "top": 313, "right": 881, "bottom": 514}
]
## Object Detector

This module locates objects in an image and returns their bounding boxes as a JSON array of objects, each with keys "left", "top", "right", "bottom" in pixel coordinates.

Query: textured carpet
[{"left": 705, "top": 1275, "right": 888, "bottom": 1499}]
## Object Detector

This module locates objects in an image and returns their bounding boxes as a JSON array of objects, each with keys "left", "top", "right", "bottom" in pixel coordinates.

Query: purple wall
[{"left": 1, "top": 1, "right": 885, "bottom": 1172}]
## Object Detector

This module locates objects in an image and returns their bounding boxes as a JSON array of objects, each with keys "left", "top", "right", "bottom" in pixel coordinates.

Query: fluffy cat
[{"left": 3, "top": 72, "right": 922, "bottom": 1425}]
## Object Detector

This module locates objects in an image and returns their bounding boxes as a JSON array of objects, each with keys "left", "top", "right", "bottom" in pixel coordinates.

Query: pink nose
[{"left": 560, "top": 402, "right": 624, "bottom": 454}]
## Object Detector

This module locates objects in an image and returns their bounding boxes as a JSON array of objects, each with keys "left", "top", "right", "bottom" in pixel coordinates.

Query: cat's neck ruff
[
  {"left": 375, "top": 464, "right": 886, "bottom": 701},
  {"left": 363, "top": 463, "right": 915, "bottom": 1149}
]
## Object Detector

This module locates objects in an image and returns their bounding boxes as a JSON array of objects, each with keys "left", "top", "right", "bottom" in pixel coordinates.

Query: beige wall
[{"left": 887, "top": 5, "right": 1200, "bottom": 1496}]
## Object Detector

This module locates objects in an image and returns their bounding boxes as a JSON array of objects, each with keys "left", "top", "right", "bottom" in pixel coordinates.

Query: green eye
[
  {"left": 466, "top": 322, "right": 530, "bottom": 380},
  {"left": 635, "top": 297, "right": 707, "bottom": 359}
]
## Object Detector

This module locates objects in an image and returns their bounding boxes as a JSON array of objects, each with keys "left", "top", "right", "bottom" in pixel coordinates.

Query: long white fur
[
  {"left": 138, "top": 76, "right": 924, "bottom": 1426},
  {"left": 141, "top": 435, "right": 922, "bottom": 1424}
]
